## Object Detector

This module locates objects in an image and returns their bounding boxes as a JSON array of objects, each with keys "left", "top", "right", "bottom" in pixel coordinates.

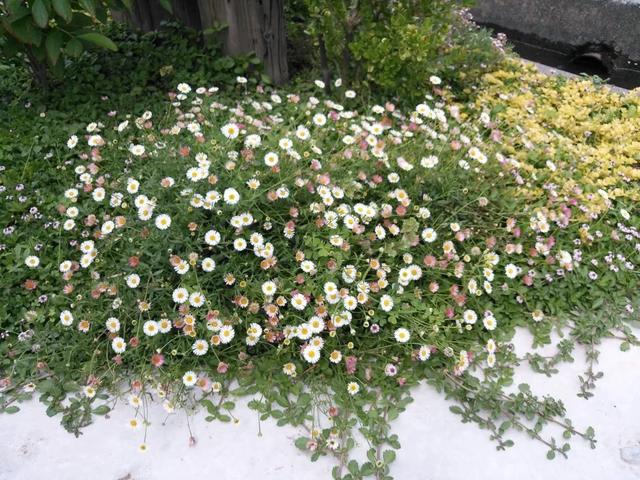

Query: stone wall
[
  {"left": 472, "top": 0, "right": 640, "bottom": 60},
  {"left": 471, "top": 0, "right": 640, "bottom": 86}
]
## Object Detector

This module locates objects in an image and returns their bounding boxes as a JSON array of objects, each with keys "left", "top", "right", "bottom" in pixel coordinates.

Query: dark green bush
[{"left": 287, "top": 0, "right": 506, "bottom": 103}]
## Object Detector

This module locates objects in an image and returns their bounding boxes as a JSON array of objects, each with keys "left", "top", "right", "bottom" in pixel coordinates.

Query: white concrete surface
[{"left": 1, "top": 328, "right": 639, "bottom": 480}]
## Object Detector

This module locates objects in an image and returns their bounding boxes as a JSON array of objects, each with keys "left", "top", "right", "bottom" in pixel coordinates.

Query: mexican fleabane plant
[{"left": 1, "top": 72, "right": 639, "bottom": 479}]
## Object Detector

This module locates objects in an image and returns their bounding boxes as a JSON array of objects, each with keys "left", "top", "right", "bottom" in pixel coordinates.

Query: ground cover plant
[
  {"left": 1, "top": 12, "right": 640, "bottom": 480},
  {"left": 2, "top": 64, "right": 640, "bottom": 477}
]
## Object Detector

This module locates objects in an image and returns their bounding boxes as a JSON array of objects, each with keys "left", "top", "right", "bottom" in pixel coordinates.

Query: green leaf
[
  {"left": 31, "top": 0, "right": 49, "bottom": 29},
  {"left": 387, "top": 407, "right": 399, "bottom": 421},
  {"left": 260, "top": 72, "right": 272, "bottom": 85},
  {"left": 4, "top": 16, "right": 43, "bottom": 46},
  {"left": 366, "top": 448, "right": 377, "bottom": 464},
  {"left": 332, "top": 466, "right": 341, "bottom": 480},
  {"left": 449, "top": 405, "right": 464, "bottom": 415},
  {"left": 200, "top": 399, "right": 216, "bottom": 415},
  {"left": 294, "top": 437, "right": 309, "bottom": 450},
  {"left": 159, "top": 0, "right": 173, "bottom": 13},
  {"left": 79, "top": 0, "right": 96, "bottom": 16},
  {"left": 77, "top": 33, "right": 117, "bottom": 51},
  {"left": 546, "top": 450, "right": 555, "bottom": 460},
  {"left": 65, "top": 38, "right": 83, "bottom": 57},
  {"left": 120, "top": 0, "right": 135, "bottom": 11},
  {"left": 360, "top": 462, "right": 375, "bottom": 475},
  {"left": 45, "top": 30, "right": 63, "bottom": 65},
  {"left": 6, "top": 0, "right": 25, "bottom": 15},
  {"left": 52, "top": 0, "right": 72, "bottom": 23},
  {"left": 382, "top": 450, "right": 396, "bottom": 465},
  {"left": 92, "top": 405, "right": 110, "bottom": 415},
  {"left": 4, "top": 405, "right": 20, "bottom": 414}
]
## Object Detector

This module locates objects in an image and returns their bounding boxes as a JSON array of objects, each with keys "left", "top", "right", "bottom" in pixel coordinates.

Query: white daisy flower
[
  {"left": 126, "top": 178, "right": 140, "bottom": 194},
  {"left": 155, "top": 214, "right": 171, "bottom": 230},
  {"left": 483, "top": 315, "right": 497, "bottom": 331},
  {"left": 80, "top": 385, "right": 96, "bottom": 399},
  {"left": 313, "top": 113, "right": 327, "bottom": 126},
  {"left": 394, "top": 327, "right": 410, "bottom": 343},
  {"left": 329, "top": 350, "right": 342, "bottom": 364},
  {"left": 219, "top": 325, "right": 235, "bottom": 344},
  {"left": 295, "top": 125, "right": 310, "bottom": 140},
  {"left": 80, "top": 240, "right": 94, "bottom": 253},
  {"left": 279, "top": 137, "right": 293, "bottom": 150},
  {"left": 343, "top": 295, "right": 358, "bottom": 311},
  {"left": 418, "top": 346, "right": 431, "bottom": 361},
  {"left": 245, "top": 134, "right": 261, "bottom": 148},
  {"left": 129, "top": 144, "right": 145, "bottom": 156},
  {"left": 223, "top": 188, "right": 240, "bottom": 205},
  {"left": 291, "top": 293, "right": 308, "bottom": 311},
  {"left": 380, "top": 294, "right": 394, "bottom": 312},
  {"left": 143, "top": 320, "right": 159, "bottom": 337},
  {"left": 25, "top": 255, "right": 40, "bottom": 268},
  {"left": 264, "top": 152, "right": 279, "bottom": 167},
  {"left": 221, "top": 123, "right": 239, "bottom": 139},
  {"left": 64, "top": 188, "right": 79, "bottom": 199},
  {"left": 201, "top": 257, "right": 216, "bottom": 272},
  {"left": 421, "top": 228, "right": 437, "bottom": 243},
  {"left": 261, "top": 281, "right": 276, "bottom": 296},
  {"left": 158, "top": 319, "right": 172, "bottom": 333},
  {"left": 189, "top": 292, "right": 205, "bottom": 308},
  {"left": 101, "top": 221, "right": 115, "bottom": 235},
  {"left": 67, "top": 135, "right": 78, "bottom": 149},
  {"left": 60, "top": 310, "right": 74, "bottom": 326},
  {"left": 172, "top": 287, "right": 188, "bottom": 304},
  {"left": 59, "top": 260, "right": 72, "bottom": 273},
  {"left": 487, "top": 353, "right": 496, "bottom": 368},
  {"left": 92, "top": 187, "right": 106, "bottom": 202},
  {"left": 233, "top": 238, "right": 247, "bottom": 251},
  {"left": 177, "top": 83, "right": 191, "bottom": 93},
  {"left": 192, "top": 339, "right": 208, "bottom": 356},
  {"left": 204, "top": 229, "right": 221, "bottom": 246},
  {"left": 302, "top": 345, "right": 321, "bottom": 364},
  {"left": 620, "top": 208, "right": 631, "bottom": 220},
  {"left": 347, "top": 382, "right": 360, "bottom": 395},
  {"left": 112, "top": 337, "right": 127, "bottom": 354},
  {"left": 182, "top": 371, "right": 197, "bottom": 387},
  {"left": 126, "top": 274, "right": 140, "bottom": 288},
  {"left": 309, "top": 316, "right": 325, "bottom": 334},
  {"left": 462, "top": 309, "right": 477, "bottom": 324},
  {"left": 106, "top": 317, "right": 120, "bottom": 333},
  {"left": 505, "top": 263, "right": 520, "bottom": 279}
]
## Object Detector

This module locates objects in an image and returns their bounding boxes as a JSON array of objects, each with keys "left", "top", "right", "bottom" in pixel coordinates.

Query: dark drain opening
[{"left": 565, "top": 47, "right": 612, "bottom": 79}]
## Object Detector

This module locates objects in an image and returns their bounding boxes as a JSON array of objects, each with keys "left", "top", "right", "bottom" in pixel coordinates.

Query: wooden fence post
[{"left": 112, "top": 0, "right": 288, "bottom": 84}]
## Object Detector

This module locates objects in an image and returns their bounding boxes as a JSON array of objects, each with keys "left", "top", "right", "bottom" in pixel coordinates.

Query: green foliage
[
  {"left": 0, "top": 9, "right": 638, "bottom": 478},
  {"left": 288, "top": 0, "right": 506, "bottom": 103},
  {"left": 0, "top": 20, "right": 260, "bottom": 136},
  {"left": 0, "top": 0, "right": 133, "bottom": 86}
]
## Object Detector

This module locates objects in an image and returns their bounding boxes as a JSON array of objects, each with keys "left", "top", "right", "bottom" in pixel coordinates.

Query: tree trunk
[
  {"left": 26, "top": 47, "right": 49, "bottom": 94},
  {"left": 318, "top": 34, "right": 332, "bottom": 93},
  {"left": 199, "top": 0, "right": 289, "bottom": 84}
]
